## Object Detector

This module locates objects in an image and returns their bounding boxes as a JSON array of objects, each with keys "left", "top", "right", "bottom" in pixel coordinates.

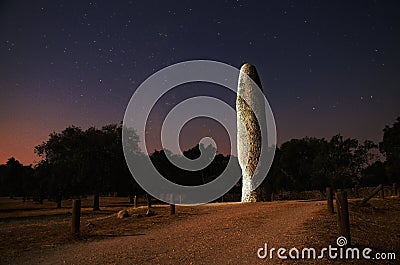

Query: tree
[
  {"left": 379, "top": 116, "right": 400, "bottom": 184},
  {"left": 34, "top": 124, "right": 141, "bottom": 209},
  {"left": 148, "top": 143, "right": 234, "bottom": 189},
  {"left": 269, "top": 135, "right": 377, "bottom": 193},
  {"left": 35, "top": 126, "right": 86, "bottom": 200},
  {"left": 0, "top": 157, "right": 33, "bottom": 198},
  {"left": 275, "top": 137, "right": 325, "bottom": 191},
  {"left": 351, "top": 140, "right": 377, "bottom": 187},
  {"left": 362, "top": 161, "right": 388, "bottom": 186}
]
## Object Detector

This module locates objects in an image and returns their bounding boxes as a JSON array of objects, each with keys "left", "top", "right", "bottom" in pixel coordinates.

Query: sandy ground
[{"left": 2, "top": 200, "right": 324, "bottom": 265}]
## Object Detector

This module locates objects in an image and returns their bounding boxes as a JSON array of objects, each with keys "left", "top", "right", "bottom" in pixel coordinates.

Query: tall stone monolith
[{"left": 237, "top": 63, "right": 264, "bottom": 202}]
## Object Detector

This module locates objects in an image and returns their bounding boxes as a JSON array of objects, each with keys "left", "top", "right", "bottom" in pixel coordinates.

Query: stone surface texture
[{"left": 236, "top": 63, "right": 263, "bottom": 202}]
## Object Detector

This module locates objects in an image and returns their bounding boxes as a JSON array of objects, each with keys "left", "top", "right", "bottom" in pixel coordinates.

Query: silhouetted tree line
[
  {"left": 262, "top": 135, "right": 377, "bottom": 195},
  {"left": 150, "top": 144, "right": 234, "bottom": 186},
  {"left": 258, "top": 117, "right": 400, "bottom": 198},
  {"left": 0, "top": 117, "right": 399, "bottom": 203},
  {"left": 0, "top": 157, "right": 34, "bottom": 199},
  {"left": 0, "top": 124, "right": 141, "bottom": 207}
]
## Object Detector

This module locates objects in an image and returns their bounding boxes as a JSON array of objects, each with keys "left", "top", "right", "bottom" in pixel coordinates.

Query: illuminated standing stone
[{"left": 236, "top": 63, "right": 263, "bottom": 202}]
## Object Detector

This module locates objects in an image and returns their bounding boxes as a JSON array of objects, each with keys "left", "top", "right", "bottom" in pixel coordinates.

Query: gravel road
[{"left": 7, "top": 200, "right": 324, "bottom": 265}]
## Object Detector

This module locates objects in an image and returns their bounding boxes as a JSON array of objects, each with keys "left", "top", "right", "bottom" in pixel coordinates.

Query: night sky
[{"left": 1, "top": 0, "right": 399, "bottom": 165}]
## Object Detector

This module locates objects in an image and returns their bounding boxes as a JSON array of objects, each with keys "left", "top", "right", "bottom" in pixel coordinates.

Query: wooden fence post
[
  {"left": 361, "top": 184, "right": 383, "bottom": 204},
  {"left": 146, "top": 194, "right": 152, "bottom": 209},
  {"left": 170, "top": 204, "right": 176, "bottom": 215},
  {"left": 326, "top": 187, "right": 334, "bottom": 213},
  {"left": 380, "top": 184, "right": 385, "bottom": 199},
  {"left": 133, "top": 195, "right": 137, "bottom": 208},
  {"left": 354, "top": 184, "right": 360, "bottom": 198},
  {"left": 56, "top": 193, "right": 62, "bottom": 209},
  {"left": 71, "top": 199, "right": 81, "bottom": 235},
  {"left": 93, "top": 193, "right": 100, "bottom": 211},
  {"left": 335, "top": 191, "right": 351, "bottom": 245},
  {"left": 169, "top": 194, "right": 175, "bottom": 215}
]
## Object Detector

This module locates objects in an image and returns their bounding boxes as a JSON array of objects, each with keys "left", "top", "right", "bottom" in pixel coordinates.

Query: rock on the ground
[
  {"left": 145, "top": 209, "right": 155, "bottom": 217},
  {"left": 117, "top": 210, "right": 130, "bottom": 219}
]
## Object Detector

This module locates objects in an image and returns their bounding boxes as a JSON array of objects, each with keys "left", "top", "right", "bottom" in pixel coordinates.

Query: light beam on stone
[{"left": 236, "top": 63, "right": 264, "bottom": 202}]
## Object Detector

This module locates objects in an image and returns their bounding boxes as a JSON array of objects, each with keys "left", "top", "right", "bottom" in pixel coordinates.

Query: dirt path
[{"left": 7, "top": 201, "right": 324, "bottom": 264}]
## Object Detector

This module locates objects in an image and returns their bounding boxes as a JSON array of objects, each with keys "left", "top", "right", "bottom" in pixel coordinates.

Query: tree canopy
[
  {"left": 268, "top": 135, "right": 377, "bottom": 192},
  {"left": 33, "top": 124, "right": 141, "bottom": 199}
]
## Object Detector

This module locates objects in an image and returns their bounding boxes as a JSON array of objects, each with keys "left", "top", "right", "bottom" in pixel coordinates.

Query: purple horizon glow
[{"left": 1, "top": 1, "right": 399, "bottom": 165}]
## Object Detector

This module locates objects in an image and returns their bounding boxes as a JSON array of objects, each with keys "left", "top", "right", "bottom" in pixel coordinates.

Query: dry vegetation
[{"left": 303, "top": 197, "right": 400, "bottom": 264}]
